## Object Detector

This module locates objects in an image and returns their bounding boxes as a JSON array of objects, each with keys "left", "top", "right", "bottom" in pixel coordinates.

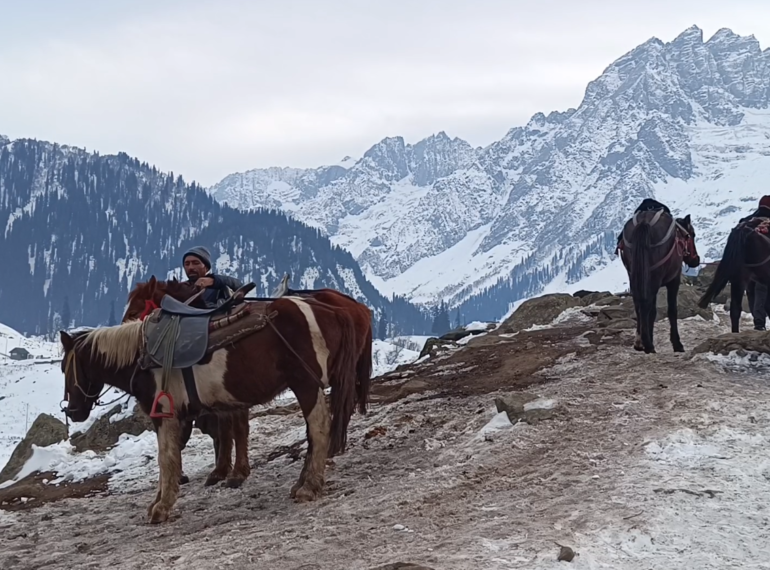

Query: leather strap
[{"left": 182, "top": 367, "right": 202, "bottom": 415}]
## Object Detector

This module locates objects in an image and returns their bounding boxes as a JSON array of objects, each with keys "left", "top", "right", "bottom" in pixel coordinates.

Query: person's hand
[{"left": 195, "top": 277, "right": 214, "bottom": 288}]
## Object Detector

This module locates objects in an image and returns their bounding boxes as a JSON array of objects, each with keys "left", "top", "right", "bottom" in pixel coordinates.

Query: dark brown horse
[
  {"left": 122, "top": 276, "right": 373, "bottom": 488},
  {"left": 619, "top": 210, "right": 700, "bottom": 353},
  {"left": 61, "top": 294, "right": 360, "bottom": 523},
  {"left": 698, "top": 217, "right": 770, "bottom": 332}
]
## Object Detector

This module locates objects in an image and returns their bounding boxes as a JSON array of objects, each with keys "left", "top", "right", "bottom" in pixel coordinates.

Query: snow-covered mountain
[
  {"left": 0, "top": 140, "right": 432, "bottom": 335},
  {"left": 209, "top": 25, "right": 770, "bottom": 320}
]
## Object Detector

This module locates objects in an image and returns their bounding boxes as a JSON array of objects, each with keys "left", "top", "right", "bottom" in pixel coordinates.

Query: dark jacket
[
  {"left": 187, "top": 274, "right": 243, "bottom": 308},
  {"left": 617, "top": 199, "right": 672, "bottom": 243},
  {"left": 739, "top": 205, "right": 770, "bottom": 224},
  {"left": 634, "top": 198, "right": 671, "bottom": 215}
]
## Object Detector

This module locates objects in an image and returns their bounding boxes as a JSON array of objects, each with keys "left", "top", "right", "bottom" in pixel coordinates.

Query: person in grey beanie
[{"left": 181, "top": 246, "right": 243, "bottom": 308}]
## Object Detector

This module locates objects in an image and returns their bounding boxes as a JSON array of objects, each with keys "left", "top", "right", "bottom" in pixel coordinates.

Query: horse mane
[{"left": 76, "top": 321, "right": 144, "bottom": 369}]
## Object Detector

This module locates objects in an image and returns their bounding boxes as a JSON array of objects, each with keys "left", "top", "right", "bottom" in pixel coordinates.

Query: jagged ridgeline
[{"left": 0, "top": 138, "right": 432, "bottom": 335}]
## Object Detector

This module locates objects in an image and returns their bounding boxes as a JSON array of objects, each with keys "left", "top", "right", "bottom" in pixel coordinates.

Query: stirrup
[{"left": 150, "top": 391, "right": 175, "bottom": 418}]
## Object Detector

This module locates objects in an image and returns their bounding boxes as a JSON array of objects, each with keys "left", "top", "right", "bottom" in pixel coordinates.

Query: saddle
[{"left": 139, "top": 282, "right": 277, "bottom": 418}]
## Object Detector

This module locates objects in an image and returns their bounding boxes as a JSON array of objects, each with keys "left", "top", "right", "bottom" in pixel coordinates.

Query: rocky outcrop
[
  {"left": 0, "top": 414, "right": 68, "bottom": 483},
  {"left": 498, "top": 294, "right": 582, "bottom": 334},
  {"left": 692, "top": 330, "right": 770, "bottom": 356},
  {"left": 70, "top": 404, "right": 153, "bottom": 453}
]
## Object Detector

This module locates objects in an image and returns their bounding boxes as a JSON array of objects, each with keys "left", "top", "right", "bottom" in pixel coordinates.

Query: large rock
[
  {"left": 655, "top": 285, "right": 713, "bottom": 321},
  {"left": 70, "top": 403, "right": 153, "bottom": 453},
  {"left": 0, "top": 413, "right": 68, "bottom": 483},
  {"left": 682, "top": 263, "right": 730, "bottom": 304},
  {"left": 418, "top": 337, "right": 458, "bottom": 359},
  {"left": 498, "top": 294, "right": 582, "bottom": 334},
  {"left": 692, "top": 330, "right": 770, "bottom": 356}
]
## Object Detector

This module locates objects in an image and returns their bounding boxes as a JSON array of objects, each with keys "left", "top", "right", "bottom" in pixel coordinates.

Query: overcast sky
[{"left": 1, "top": 1, "right": 769, "bottom": 186}]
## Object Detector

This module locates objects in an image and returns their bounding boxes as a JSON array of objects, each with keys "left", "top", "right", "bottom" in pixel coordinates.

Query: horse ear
[
  {"left": 684, "top": 214, "right": 691, "bottom": 224},
  {"left": 60, "top": 331, "right": 74, "bottom": 352},
  {"left": 148, "top": 275, "right": 157, "bottom": 286}
]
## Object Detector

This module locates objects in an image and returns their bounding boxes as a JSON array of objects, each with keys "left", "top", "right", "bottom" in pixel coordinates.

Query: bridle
[{"left": 60, "top": 339, "right": 132, "bottom": 425}]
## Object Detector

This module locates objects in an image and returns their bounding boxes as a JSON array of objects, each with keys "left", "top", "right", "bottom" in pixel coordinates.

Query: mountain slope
[
  {"left": 209, "top": 25, "right": 770, "bottom": 321},
  {"left": 0, "top": 140, "right": 431, "bottom": 335}
]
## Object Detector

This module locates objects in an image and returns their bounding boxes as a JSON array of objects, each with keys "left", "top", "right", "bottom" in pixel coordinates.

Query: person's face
[{"left": 184, "top": 256, "right": 207, "bottom": 280}]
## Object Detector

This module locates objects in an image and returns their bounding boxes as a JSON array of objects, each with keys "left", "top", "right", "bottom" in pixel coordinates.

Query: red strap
[
  {"left": 149, "top": 391, "right": 175, "bottom": 418},
  {"left": 140, "top": 300, "right": 158, "bottom": 321}
]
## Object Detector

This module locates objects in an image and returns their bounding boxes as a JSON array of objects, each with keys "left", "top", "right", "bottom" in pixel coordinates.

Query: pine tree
[
  {"left": 435, "top": 301, "right": 451, "bottom": 336},
  {"left": 108, "top": 300, "right": 116, "bottom": 326},
  {"left": 61, "top": 297, "right": 71, "bottom": 330},
  {"left": 377, "top": 310, "right": 388, "bottom": 340}
]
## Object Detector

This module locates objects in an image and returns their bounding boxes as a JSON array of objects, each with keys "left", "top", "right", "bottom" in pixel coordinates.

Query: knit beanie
[
  {"left": 760, "top": 196, "right": 770, "bottom": 209},
  {"left": 182, "top": 246, "right": 212, "bottom": 270}
]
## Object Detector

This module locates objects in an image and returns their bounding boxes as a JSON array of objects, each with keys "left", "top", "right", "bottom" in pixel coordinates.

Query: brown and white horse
[
  {"left": 122, "top": 277, "right": 373, "bottom": 488},
  {"left": 61, "top": 295, "right": 359, "bottom": 523}
]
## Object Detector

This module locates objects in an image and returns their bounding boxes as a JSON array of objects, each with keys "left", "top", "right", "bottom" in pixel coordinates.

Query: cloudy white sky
[{"left": 1, "top": 0, "right": 769, "bottom": 186}]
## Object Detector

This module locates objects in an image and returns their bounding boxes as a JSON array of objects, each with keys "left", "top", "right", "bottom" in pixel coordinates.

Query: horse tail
[
  {"left": 356, "top": 320, "right": 373, "bottom": 415},
  {"left": 698, "top": 226, "right": 748, "bottom": 308},
  {"left": 328, "top": 310, "right": 359, "bottom": 457},
  {"left": 630, "top": 222, "right": 652, "bottom": 303}
]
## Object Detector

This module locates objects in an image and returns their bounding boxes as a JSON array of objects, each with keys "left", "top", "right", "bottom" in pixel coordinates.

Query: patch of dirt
[
  {"left": 0, "top": 471, "right": 109, "bottom": 511},
  {"left": 372, "top": 319, "right": 620, "bottom": 403}
]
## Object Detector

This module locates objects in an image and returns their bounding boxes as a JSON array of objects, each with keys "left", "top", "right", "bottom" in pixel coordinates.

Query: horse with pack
[
  {"left": 616, "top": 198, "right": 701, "bottom": 354},
  {"left": 60, "top": 275, "right": 366, "bottom": 523},
  {"left": 119, "top": 274, "right": 373, "bottom": 491},
  {"left": 697, "top": 197, "right": 770, "bottom": 332}
]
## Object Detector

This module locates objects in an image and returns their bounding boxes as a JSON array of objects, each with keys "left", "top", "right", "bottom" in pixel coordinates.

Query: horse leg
[
  {"left": 753, "top": 281, "right": 768, "bottom": 331},
  {"left": 641, "top": 294, "right": 656, "bottom": 354},
  {"left": 291, "top": 386, "right": 331, "bottom": 503},
  {"left": 149, "top": 417, "right": 182, "bottom": 524},
  {"left": 666, "top": 279, "right": 684, "bottom": 352},
  {"left": 205, "top": 426, "right": 232, "bottom": 486},
  {"left": 178, "top": 419, "right": 193, "bottom": 485},
  {"left": 730, "top": 279, "right": 745, "bottom": 333},
  {"left": 633, "top": 299, "right": 644, "bottom": 351},
  {"left": 226, "top": 409, "right": 251, "bottom": 489}
]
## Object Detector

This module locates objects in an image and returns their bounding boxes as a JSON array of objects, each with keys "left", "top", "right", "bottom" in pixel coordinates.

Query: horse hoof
[
  {"left": 644, "top": 347, "right": 656, "bottom": 354},
  {"left": 179, "top": 474, "right": 190, "bottom": 485},
  {"left": 225, "top": 477, "right": 245, "bottom": 489},
  {"left": 633, "top": 344, "right": 644, "bottom": 352},
  {"left": 673, "top": 345, "right": 685, "bottom": 353},
  {"left": 204, "top": 473, "right": 226, "bottom": 487},
  {"left": 149, "top": 504, "right": 170, "bottom": 524},
  {"left": 293, "top": 484, "right": 320, "bottom": 503}
]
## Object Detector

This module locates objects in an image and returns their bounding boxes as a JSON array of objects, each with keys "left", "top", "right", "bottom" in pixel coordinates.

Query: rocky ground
[{"left": 3, "top": 288, "right": 770, "bottom": 569}]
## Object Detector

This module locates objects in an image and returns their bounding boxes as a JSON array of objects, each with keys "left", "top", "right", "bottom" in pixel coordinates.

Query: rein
[{"left": 61, "top": 348, "right": 133, "bottom": 425}]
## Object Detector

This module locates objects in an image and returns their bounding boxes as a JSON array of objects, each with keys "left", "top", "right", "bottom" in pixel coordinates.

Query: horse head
[
  {"left": 60, "top": 329, "right": 104, "bottom": 423},
  {"left": 676, "top": 214, "right": 701, "bottom": 268}
]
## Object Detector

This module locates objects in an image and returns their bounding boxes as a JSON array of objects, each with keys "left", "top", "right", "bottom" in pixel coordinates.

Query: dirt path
[{"left": 2, "top": 309, "right": 769, "bottom": 569}]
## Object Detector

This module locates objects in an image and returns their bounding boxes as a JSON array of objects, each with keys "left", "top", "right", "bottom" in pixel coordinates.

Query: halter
[{"left": 60, "top": 341, "right": 132, "bottom": 422}]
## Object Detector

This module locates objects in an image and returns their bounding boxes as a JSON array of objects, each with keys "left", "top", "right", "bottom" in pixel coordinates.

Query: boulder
[
  {"left": 682, "top": 263, "right": 730, "bottom": 304},
  {"left": 692, "top": 330, "right": 770, "bottom": 356},
  {"left": 656, "top": 285, "right": 713, "bottom": 321},
  {"left": 498, "top": 294, "right": 582, "bottom": 334},
  {"left": 494, "top": 393, "right": 562, "bottom": 424},
  {"left": 70, "top": 403, "right": 153, "bottom": 453},
  {"left": 579, "top": 291, "right": 616, "bottom": 306},
  {"left": 0, "top": 413, "right": 68, "bottom": 483},
  {"left": 590, "top": 288, "right": 713, "bottom": 325},
  {"left": 418, "top": 337, "right": 458, "bottom": 360}
]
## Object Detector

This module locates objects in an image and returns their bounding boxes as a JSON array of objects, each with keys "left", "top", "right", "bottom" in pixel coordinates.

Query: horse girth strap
[
  {"left": 623, "top": 214, "right": 677, "bottom": 249},
  {"left": 266, "top": 319, "right": 326, "bottom": 390}
]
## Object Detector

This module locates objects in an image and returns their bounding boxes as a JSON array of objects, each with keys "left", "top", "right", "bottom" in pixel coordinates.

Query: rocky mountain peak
[{"left": 208, "top": 25, "right": 770, "bottom": 322}]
